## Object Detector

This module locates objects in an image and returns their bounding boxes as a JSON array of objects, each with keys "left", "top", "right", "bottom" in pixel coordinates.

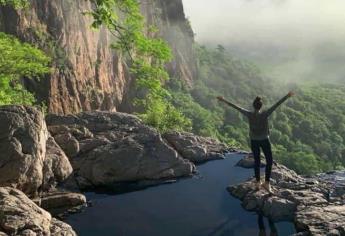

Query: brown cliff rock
[{"left": 0, "top": 0, "right": 196, "bottom": 114}]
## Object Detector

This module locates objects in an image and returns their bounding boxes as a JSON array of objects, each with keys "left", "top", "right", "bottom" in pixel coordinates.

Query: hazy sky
[
  {"left": 182, "top": 0, "right": 345, "bottom": 82},
  {"left": 182, "top": 0, "right": 345, "bottom": 48}
]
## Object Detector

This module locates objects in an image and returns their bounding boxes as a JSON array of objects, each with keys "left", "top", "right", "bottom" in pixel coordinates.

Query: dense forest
[
  {"left": 169, "top": 45, "right": 345, "bottom": 175},
  {"left": 2, "top": 0, "right": 345, "bottom": 175}
]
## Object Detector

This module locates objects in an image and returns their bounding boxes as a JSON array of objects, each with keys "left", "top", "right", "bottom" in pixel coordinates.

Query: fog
[{"left": 182, "top": 0, "right": 345, "bottom": 82}]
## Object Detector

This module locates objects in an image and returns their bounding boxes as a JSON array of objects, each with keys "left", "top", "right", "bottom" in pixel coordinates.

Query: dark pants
[{"left": 250, "top": 138, "right": 273, "bottom": 182}]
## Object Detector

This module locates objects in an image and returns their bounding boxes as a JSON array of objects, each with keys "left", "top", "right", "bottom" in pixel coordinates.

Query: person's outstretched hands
[
  {"left": 288, "top": 91, "right": 295, "bottom": 97},
  {"left": 216, "top": 96, "right": 225, "bottom": 102}
]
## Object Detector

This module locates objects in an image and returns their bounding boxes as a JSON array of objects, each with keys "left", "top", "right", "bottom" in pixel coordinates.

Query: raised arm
[
  {"left": 266, "top": 91, "right": 294, "bottom": 116},
  {"left": 217, "top": 96, "right": 250, "bottom": 116}
]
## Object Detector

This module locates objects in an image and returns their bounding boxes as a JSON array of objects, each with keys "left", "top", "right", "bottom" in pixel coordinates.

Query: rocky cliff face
[
  {"left": 0, "top": 105, "right": 228, "bottom": 234},
  {"left": 0, "top": 105, "right": 73, "bottom": 196},
  {"left": 0, "top": 0, "right": 196, "bottom": 114}
]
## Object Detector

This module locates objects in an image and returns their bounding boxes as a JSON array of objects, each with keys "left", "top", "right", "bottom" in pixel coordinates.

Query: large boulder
[
  {"left": 295, "top": 204, "right": 345, "bottom": 236},
  {"left": 33, "top": 191, "right": 87, "bottom": 214},
  {"left": 163, "top": 131, "right": 228, "bottom": 163},
  {"left": 0, "top": 105, "right": 47, "bottom": 195},
  {"left": 228, "top": 181, "right": 297, "bottom": 221},
  {"left": 42, "top": 137, "right": 73, "bottom": 191},
  {"left": 46, "top": 111, "right": 195, "bottom": 188},
  {"left": 0, "top": 187, "right": 76, "bottom": 236},
  {"left": 228, "top": 158, "right": 345, "bottom": 235},
  {"left": 0, "top": 106, "right": 73, "bottom": 196}
]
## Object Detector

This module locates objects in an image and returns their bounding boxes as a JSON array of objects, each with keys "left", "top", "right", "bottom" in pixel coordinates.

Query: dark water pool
[{"left": 66, "top": 154, "right": 296, "bottom": 236}]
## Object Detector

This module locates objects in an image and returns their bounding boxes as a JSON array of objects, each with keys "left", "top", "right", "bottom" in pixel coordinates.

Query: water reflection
[
  {"left": 258, "top": 214, "right": 278, "bottom": 236},
  {"left": 66, "top": 155, "right": 295, "bottom": 236}
]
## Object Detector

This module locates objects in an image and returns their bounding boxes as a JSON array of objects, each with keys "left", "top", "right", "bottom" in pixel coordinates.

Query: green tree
[
  {"left": 0, "top": 32, "right": 50, "bottom": 105},
  {"left": 87, "top": 0, "right": 190, "bottom": 132},
  {"left": 0, "top": 0, "right": 27, "bottom": 8}
]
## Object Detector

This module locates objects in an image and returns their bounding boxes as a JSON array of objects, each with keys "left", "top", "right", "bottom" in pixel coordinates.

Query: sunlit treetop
[
  {"left": 0, "top": 32, "right": 50, "bottom": 78},
  {"left": 0, "top": 0, "right": 28, "bottom": 8},
  {"left": 0, "top": 32, "right": 50, "bottom": 106},
  {"left": 88, "top": 0, "right": 172, "bottom": 62}
]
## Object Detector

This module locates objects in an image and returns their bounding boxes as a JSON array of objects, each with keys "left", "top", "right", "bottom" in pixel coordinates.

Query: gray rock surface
[
  {"left": 0, "top": 106, "right": 48, "bottom": 196},
  {"left": 46, "top": 111, "right": 196, "bottom": 188},
  {"left": 0, "top": 106, "right": 72, "bottom": 196},
  {"left": 228, "top": 156, "right": 345, "bottom": 236},
  {"left": 235, "top": 154, "right": 266, "bottom": 168},
  {"left": 43, "top": 137, "right": 73, "bottom": 191},
  {"left": 0, "top": 187, "right": 76, "bottom": 236},
  {"left": 163, "top": 131, "right": 228, "bottom": 163},
  {"left": 296, "top": 204, "right": 345, "bottom": 236},
  {"left": 34, "top": 191, "right": 86, "bottom": 213}
]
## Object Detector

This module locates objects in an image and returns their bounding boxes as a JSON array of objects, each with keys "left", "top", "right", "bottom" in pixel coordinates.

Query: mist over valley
[{"left": 183, "top": 0, "right": 345, "bottom": 83}]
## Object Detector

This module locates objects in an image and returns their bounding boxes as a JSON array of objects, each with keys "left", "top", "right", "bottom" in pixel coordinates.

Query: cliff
[
  {"left": 0, "top": 105, "right": 228, "bottom": 235},
  {"left": 0, "top": 0, "right": 197, "bottom": 114}
]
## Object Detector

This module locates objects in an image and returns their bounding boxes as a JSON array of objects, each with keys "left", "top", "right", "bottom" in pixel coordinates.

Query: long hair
[{"left": 253, "top": 96, "right": 263, "bottom": 110}]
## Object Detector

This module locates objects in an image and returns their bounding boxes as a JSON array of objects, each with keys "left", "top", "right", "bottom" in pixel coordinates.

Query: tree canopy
[{"left": 0, "top": 32, "right": 50, "bottom": 105}]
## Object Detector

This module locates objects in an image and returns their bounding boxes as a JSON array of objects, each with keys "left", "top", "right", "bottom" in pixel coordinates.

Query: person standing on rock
[{"left": 217, "top": 92, "right": 294, "bottom": 193}]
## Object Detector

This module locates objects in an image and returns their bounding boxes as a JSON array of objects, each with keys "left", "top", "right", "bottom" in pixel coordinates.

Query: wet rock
[
  {"left": 163, "top": 131, "right": 228, "bottom": 163},
  {"left": 0, "top": 187, "right": 76, "bottom": 235},
  {"left": 228, "top": 181, "right": 297, "bottom": 221},
  {"left": 46, "top": 112, "right": 195, "bottom": 188},
  {"left": 34, "top": 191, "right": 86, "bottom": 213},
  {"left": 229, "top": 160, "right": 345, "bottom": 236}
]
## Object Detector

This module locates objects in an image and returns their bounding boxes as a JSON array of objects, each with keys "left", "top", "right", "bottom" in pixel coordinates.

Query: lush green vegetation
[
  {"left": 86, "top": 0, "right": 345, "bottom": 175},
  {"left": 2, "top": 0, "right": 345, "bottom": 175},
  {"left": 168, "top": 45, "right": 345, "bottom": 175},
  {"left": 1, "top": 0, "right": 191, "bottom": 131},
  {"left": 88, "top": 0, "right": 191, "bottom": 132},
  {"left": 79, "top": 2, "right": 345, "bottom": 174},
  {"left": 0, "top": 0, "right": 27, "bottom": 8},
  {"left": 0, "top": 0, "right": 50, "bottom": 107},
  {"left": 0, "top": 32, "right": 50, "bottom": 106}
]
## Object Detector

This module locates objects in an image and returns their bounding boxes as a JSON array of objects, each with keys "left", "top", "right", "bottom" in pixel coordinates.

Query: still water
[{"left": 66, "top": 154, "right": 296, "bottom": 236}]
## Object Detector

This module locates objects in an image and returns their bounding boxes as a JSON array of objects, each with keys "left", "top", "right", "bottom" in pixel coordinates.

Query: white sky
[{"left": 182, "top": 0, "right": 345, "bottom": 48}]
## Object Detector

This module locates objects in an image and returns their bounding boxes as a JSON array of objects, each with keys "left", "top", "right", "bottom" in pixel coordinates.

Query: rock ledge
[{"left": 228, "top": 158, "right": 345, "bottom": 236}]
